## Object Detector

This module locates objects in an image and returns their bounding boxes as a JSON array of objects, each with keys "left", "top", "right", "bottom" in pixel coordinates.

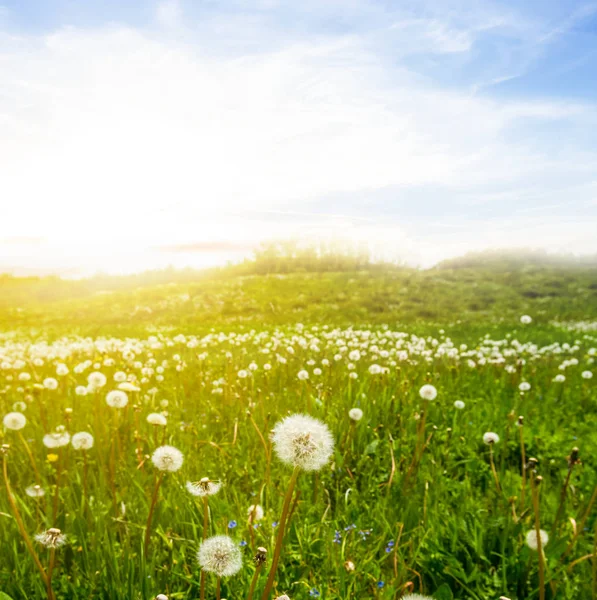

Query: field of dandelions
[{"left": 1, "top": 269, "right": 597, "bottom": 600}]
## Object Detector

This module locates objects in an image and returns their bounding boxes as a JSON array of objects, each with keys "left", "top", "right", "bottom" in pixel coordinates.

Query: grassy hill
[{"left": 1, "top": 250, "right": 596, "bottom": 337}]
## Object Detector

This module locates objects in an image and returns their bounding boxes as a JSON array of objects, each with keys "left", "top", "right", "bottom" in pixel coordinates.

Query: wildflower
[
  {"left": 56, "top": 364, "right": 69, "bottom": 376},
  {"left": 582, "top": 370, "right": 593, "bottom": 379},
  {"left": 309, "top": 589, "right": 320, "bottom": 597},
  {"left": 88, "top": 371, "right": 107, "bottom": 388},
  {"left": 43, "top": 431, "right": 70, "bottom": 448},
  {"left": 43, "top": 377, "right": 58, "bottom": 390},
  {"left": 344, "top": 560, "right": 355, "bottom": 572},
  {"left": 519, "top": 382, "right": 531, "bottom": 392},
  {"left": 526, "top": 529, "right": 549, "bottom": 550},
  {"left": 3, "top": 412, "right": 26, "bottom": 430},
  {"left": 197, "top": 535, "right": 242, "bottom": 577},
  {"left": 75, "top": 386, "right": 88, "bottom": 396},
  {"left": 275, "top": 596, "right": 290, "bottom": 600},
  {"left": 106, "top": 390, "right": 128, "bottom": 408},
  {"left": 71, "top": 432, "right": 94, "bottom": 450},
  {"left": 247, "top": 504, "right": 264, "bottom": 522},
  {"left": 297, "top": 370, "right": 309, "bottom": 381},
  {"left": 368, "top": 364, "right": 382, "bottom": 375},
  {"left": 114, "top": 371, "right": 127, "bottom": 382},
  {"left": 26, "top": 484, "right": 46, "bottom": 498},
  {"left": 147, "top": 413, "right": 167, "bottom": 426},
  {"left": 237, "top": 369, "right": 249, "bottom": 379},
  {"left": 186, "top": 477, "right": 222, "bottom": 496},
  {"left": 271, "top": 414, "right": 334, "bottom": 471},
  {"left": 228, "top": 520, "right": 237, "bottom": 529},
  {"left": 553, "top": 374, "right": 566, "bottom": 383},
  {"left": 454, "top": 400, "right": 465, "bottom": 409},
  {"left": 419, "top": 384, "right": 437, "bottom": 401},
  {"left": 483, "top": 432, "right": 500, "bottom": 445},
  {"left": 520, "top": 315, "right": 532, "bottom": 324},
  {"left": 35, "top": 528, "right": 67, "bottom": 548},
  {"left": 156, "top": 595, "right": 168, "bottom": 600},
  {"left": 46, "top": 454, "right": 59, "bottom": 462},
  {"left": 151, "top": 445, "right": 183, "bottom": 472},
  {"left": 402, "top": 595, "right": 434, "bottom": 600},
  {"left": 348, "top": 408, "right": 363, "bottom": 421}
]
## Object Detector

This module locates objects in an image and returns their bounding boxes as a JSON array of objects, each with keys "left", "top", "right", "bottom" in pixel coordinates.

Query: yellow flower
[{"left": 47, "top": 453, "right": 59, "bottom": 462}]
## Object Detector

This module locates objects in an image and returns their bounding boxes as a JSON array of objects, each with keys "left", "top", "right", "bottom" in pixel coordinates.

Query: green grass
[{"left": 0, "top": 260, "right": 596, "bottom": 599}]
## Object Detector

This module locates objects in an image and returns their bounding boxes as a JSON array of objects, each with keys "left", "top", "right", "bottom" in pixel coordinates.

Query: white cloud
[{"left": 0, "top": 11, "right": 596, "bottom": 274}]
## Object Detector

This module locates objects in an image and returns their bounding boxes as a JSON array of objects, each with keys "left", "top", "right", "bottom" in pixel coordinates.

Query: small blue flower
[
  {"left": 377, "top": 581, "right": 385, "bottom": 588},
  {"left": 333, "top": 530, "right": 342, "bottom": 544},
  {"left": 309, "top": 588, "right": 320, "bottom": 597},
  {"left": 228, "top": 520, "right": 237, "bottom": 529},
  {"left": 272, "top": 521, "right": 279, "bottom": 528},
  {"left": 239, "top": 540, "right": 247, "bottom": 547}
]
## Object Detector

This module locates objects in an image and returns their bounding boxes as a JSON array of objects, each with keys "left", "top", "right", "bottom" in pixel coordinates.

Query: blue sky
[{"left": 1, "top": 0, "right": 596, "bottom": 275}]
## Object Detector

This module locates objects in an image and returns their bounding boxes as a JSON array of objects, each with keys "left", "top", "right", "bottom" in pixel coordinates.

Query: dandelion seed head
[
  {"left": 186, "top": 477, "right": 222, "bottom": 496},
  {"left": 348, "top": 408, "right": 363, "bottom": 421},
  {"left": 106, "top": 390, "right": 128, "bottom": 408},
  {"left": 526, "top": 529, "right": 549, "bottom": 550},
  {"left": 147, "top": 413, "right": 167, "bottom": 426},
  {"left": 3, "top": 412, "right": 26, "bottom": 430},
  {"left": 43, "top": 431, "right": 70, "bottom": 448},
  {"left": 454, "top": 400, "right": 465, "bottom": 409},
  {"left": 247, "top": 504, "right": 264, "bottom": 521},
  {"left": 271, "top": 414, "right": 334, "bottom": 471},
  {"left": 26, "top": 484, "right": 46, "bottom": 498},
  {"left": 35, "top": 528, "right": 67, "bottom": 548},
  {"left": 483, "top": 432, "right": 500, "bottom": 445},
  {"left": 71, "top": 432, "right": 94, "bottom": 450},
  {"left": 197, "top": 535, "right": 242, "bottom": 577},
  {"left": 520, "top": 315, "right": 532, "bottom": 325},
  {"left": 43, "top": 377, "right": 58, "bottom": 390},
  {"left": 88, "top": 371, "right": 107, "bottom": 388},
  {"left": 419, "top": 384, "right": 437, "bottom": 401},
  {"left": 151, "top": 445, "right": 183, "bottom": 472}
]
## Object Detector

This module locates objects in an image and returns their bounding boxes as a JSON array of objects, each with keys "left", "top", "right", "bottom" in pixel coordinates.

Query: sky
[{"left": 1, "top": 0, "right": 596, "bottom": 276}]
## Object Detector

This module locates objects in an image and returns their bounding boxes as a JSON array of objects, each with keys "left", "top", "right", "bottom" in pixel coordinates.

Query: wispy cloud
[{"left": 0, "top": 0, "right": 596, "bottom": 274}]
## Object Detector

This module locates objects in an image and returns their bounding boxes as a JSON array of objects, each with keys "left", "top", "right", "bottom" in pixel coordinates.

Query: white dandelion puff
[
  {"left": 348, "top": 408, "right": 363, "bottom": 421},
  {"left": 526, "top": 529, "right": 549, "bottom": 550},
  {"left": 43, "top": 431, "right": 71, "bottom": 448},
  {"left": 197, "top": 535, "right": 242, "bottom": 577},
  {"left": 271, "top": 414, "right": 334, "bottom": 471},
  {"left": 35, "top": 528, "right": 67, "bottom": 548},
  {"left": 71, "top": 432, "right": 94, "bottom": 450},
  {"left": 582, "top": 370, "right": 593, "bottom": 379},
  {"left": 247, "top": 504, "right": 264, "bottom": 522},
  {"left": 520, "top": 315, "right": 532, "bottom": 325},
  {"left": 43, "top": 377, "right": 58, "bottom": 390},
  {"left": 106, "top": 390, "right": 128, "bottom": 408},
  {"left": 185, "top": 477, "right": 222, "bottom": 497},
  {"left": 419, "top": 384, "right": 437, "bottom": 401},
  {"left": 454, "top": 400, "right": 465, "bottom": 409},
  {"left": 25, "top": 484, "right": 46, "bottom": 498},
  {"left": 519, "top": 382, "right": 531, "bottom": 392},
  {"left": 483, "top": 432, "right": 500, "bottom": 445},
  {"left": 87, "top": 371, "right": 107, "bottom": 388},
  {"left": 147, "top": 413, "right": 167, "bottom": 426},
  {"left": 151, "top": 445, "right": 184, "bottom": 472},
  {"left": 3, "top": 412, "right": 26, "bottom": 431}
]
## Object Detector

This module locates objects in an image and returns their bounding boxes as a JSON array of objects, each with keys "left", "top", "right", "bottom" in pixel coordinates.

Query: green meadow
[{"left": 1, "top": 251, "right": 596, "bottom": 599}]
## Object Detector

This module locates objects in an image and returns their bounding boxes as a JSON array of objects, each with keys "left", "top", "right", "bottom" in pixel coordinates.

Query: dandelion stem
[
  {"left": 18, "top": 431, "right": 42, "bottom": 484},
  {"left": 2, "top": 455, "right": 49, "bottom": 589},
  {"left": 530, "top": 477, "right": 545, "bottom": 600},
  {"left": 216, "top": 576, "right": 221, "bottom": 600},
  {"left": 143, "top": 473, "right": 163, "bottom": 557},
  {"left": 247, "top": 563, "right": 263, "bottom": 600},
  {"left": 489, "top": 445, "right": 502, "bottom": 493},
  {"left": 551, "top": 462, "right": 575, "bottom": 538},
  {"left": 52, "top": 451, "right": 61, "bottom": 522},
  {"left": 200, "top": 496, "right": 209, "bottom": 600},
  {"left": 519, "top": 424, "right": 526, "bottom": 511},
  {"left": 260, "top": 466, "right": 300, "bottom": 600},
  {"left": 47, "top": 547, "right": 56, "bottom": 600}
]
